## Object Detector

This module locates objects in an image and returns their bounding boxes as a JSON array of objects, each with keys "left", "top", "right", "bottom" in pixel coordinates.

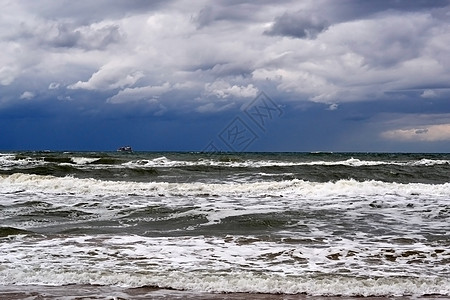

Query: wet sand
[{"left": 0, "top": 285, "right": 446, "bottom": 300}]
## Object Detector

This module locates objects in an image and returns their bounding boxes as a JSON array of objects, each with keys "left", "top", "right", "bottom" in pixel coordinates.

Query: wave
[
  {"left": 1, "top": 271, "right": 448, "bottom": 296},
  {"left": 70, "top": 157, "right": 101, "bottom": 165},
  {"left": 122, "top": 156, "right": 450, "bottom": 168},
  {"left": 1, "top": 234, "right": 449, "bottom": 296},
  {"left": 0, "top": 226, "right": 33, "bottom": 237},
  {"left": 0, "top": 153, "right": 119, "bottom": 170},
  {"left": 3, "top": 153, "right": 449, "bottom": 171},
  {"left": 0, "top": 154, "right": 46, "bottom": 169},
  {"left": 308, "top": 157, "right": 450, "bottom": 167},
  {"left": 2, "top": 173, "right": 449, "bottom": 199}
]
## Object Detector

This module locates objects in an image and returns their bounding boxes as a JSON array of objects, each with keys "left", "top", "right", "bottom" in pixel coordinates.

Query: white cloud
[
  {"left": 57, "top": 95, "right": 73, "bottom": 101},
  {"left": 327, "top": 103, "right": 338, "bottom": 111},
  {"left": 68, "top": 65, "right": 144, "bottom": 91},
  {"left": 107, "top": 82, "right": 171, "bottom": 104},
  {"left": 421, "top": 89, "right": 438, "bottom": 98},
  {"left": 0, "top": 66, "right": 18, "bottom": 86},
  {"left": 204, "top": 80, "right": 258, "bottom": 99},
  {"left": 48, "top": 82, "right": 60, "bottom": 90},
  {"left": 382, "top": 124, "right": 450, "bottom": 142},
  {"left": 20, "top": 91, "right": 35, "bottom": 100}
]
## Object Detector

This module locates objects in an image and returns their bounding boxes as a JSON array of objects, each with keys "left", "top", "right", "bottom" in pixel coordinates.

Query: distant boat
[{"left": 117, "top": 146, "right": 133, "bottom": 152}]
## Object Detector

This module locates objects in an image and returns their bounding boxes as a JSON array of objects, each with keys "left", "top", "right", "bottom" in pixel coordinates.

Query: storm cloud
[
  {"left": 264, "top": 10, "right": 329, "bottom": 39},
  {"left": 1, "top": 0, "right": 450, "bottom": 151}
]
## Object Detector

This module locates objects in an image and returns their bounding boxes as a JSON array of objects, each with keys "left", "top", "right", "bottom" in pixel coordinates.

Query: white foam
[
  {"left": 123, "top": 156, "right": 179, "bottom": 168},
  {"left": 1, "top": 173, "right": 449, "bottom": 234},
  {"left": 2, "top": 173, "right": 449, "bottom": 197},
  {"left": 278, "top": 157, "right": 450, "bottom": 167},
  {"left": 3, "top": 153, "right": 448, "bottom": 171},
  {"left": 409, "top": 158, "right": 450, "bottom": 166},
  {"left": 2, "top": 153, "right": 449, "bottom": 170},
  {"left": 70, "top": 157, "right": 101, "bottom": 165},
  {"left": 121, "top": 157, "right": 450, "bottom": 168},
  {"left": 2, "top": 154, "right": 448, "bottom": 297},
  {"left": 0, "top": 235, "right": 448, "bottom": 296},
  {"left": 0, "top": 154, "right": 45, "bottom": 169},
  {"left": 1, "top": 173, "right": 449, "bottom": 223}
]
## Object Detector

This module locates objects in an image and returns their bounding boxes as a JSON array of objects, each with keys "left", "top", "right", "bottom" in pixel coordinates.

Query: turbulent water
[{"left": 0, "top": 151, "right": 449, "bottom": 297}]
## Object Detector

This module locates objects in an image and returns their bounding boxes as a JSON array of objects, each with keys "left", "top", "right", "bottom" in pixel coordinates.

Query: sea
[{"left": 0, "top": 151, "right": 449, "bottom": 299}]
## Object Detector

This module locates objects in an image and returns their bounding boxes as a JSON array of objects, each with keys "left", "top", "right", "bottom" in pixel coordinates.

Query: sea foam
[{"left": 1, "top": 173, "right": 449, "bottom": 199}]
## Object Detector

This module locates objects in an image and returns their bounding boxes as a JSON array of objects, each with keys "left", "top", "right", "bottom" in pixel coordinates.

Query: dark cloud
[
  {"left": 194, "top": 6, "right": 217, "bottom": 28},
  {"left": 50, "top": 24, "right": 82, "bottom": 48},
  {"left": 13, "top": 21, "right": 123, "bottom": 50},
  {"left": 76, "top": 24, "right": 122, "bottom": 50},
  {"left": 1, "top": 0, "right": 450, "bottom": 151},
  {"left": 329, "top": 0, "right": 450, "bottom": 22},
  {"left": 189, "top": 62, "right": 253, "bottom": 78},
  {"left": 264, "top": 0, "right": 449, "bottom": 40},
  {"left": 209, "top": 62, "right": 254, "bottom": 77},
  {"left": 23, "top": 0, "right": 173, "bottom": 24},
  {"left": 192, "top": 0, "right": 293, "bottom": 29},
  {"left": 344, "top": 0, "right": 450, "bottom": 13},
  {"left": 193, "top": 4, "right": 260, "bottom": 29},
  {"left": 264, "top": 10, "right": 329, "bottom": 39}
]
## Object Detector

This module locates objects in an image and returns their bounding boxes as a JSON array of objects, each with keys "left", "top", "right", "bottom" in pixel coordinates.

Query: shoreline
[{"left": 0, "top": 285, "right": 447, "bottom": 300}]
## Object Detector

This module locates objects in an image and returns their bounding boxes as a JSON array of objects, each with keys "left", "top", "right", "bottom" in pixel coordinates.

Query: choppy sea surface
[{"left": 0, "top": 151, "right": 449, "bottom": 298}]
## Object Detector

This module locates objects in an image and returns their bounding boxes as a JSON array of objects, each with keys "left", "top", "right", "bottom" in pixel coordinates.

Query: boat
[{"left": 117, "top": 146, "right": 133, "bottom": 152}]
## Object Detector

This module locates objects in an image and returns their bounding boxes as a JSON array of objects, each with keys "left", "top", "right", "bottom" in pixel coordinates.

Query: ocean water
[{"left": 0, "top": 151, "right": 449, "bottom": 298}]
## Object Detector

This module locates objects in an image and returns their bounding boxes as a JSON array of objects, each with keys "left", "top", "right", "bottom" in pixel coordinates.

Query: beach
[{"left": 1, "top": 285, "right": 447, "bottom": 300}]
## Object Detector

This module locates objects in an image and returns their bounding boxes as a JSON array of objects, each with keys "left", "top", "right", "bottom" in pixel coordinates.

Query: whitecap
[{"left": 70, "top": 157, "right": 101, "bottom": 165}]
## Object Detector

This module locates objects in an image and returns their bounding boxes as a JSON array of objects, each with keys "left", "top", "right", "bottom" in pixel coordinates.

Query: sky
[{"left": 1, "top": 0, "right": 450, "bottom": 152}]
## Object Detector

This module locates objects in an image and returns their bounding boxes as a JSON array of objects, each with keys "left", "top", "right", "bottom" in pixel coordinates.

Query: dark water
[
  {"left": 2, "top": 151, "right": 450, "bottom": 183},
  {"left": 0, "top": 152, "right": 449, "bottom": 297}
]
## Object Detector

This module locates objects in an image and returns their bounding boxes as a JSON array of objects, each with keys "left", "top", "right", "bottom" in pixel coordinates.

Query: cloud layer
[
  {"left": 382, "top": 124, "right": 450, "bottom": 142},
  {"left": 1, "top": 0, "right": 450, "bottom": 151}
]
